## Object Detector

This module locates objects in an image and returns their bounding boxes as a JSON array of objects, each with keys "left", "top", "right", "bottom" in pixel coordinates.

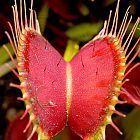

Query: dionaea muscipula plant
[{"left": 3, "top": 0, "right": 140, "bottom": 139}]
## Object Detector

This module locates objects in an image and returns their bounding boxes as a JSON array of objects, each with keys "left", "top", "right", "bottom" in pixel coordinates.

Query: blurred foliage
[
  {"left": 0, "top": 43, "right": 14, "bottom": 65},
  {"left": 122, "top": 107, "right": 140, "bottom": 140},
  {"left": 127, "top": 23, "right": 140, "bottom": 38},
  {"left": 38, "top": 3, "right": 49, "bottom": 34},
  {"left": 78, "top": 3, "right": 90, "bottom": 16},
  {"left": 66, "top": 22, "right": 103, "bottom": 42},
  {"left": 0, "top": 60, "right": 16, "bottom": 77}
]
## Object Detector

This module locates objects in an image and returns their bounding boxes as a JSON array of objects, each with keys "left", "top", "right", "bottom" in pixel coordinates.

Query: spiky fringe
[
  {"left": 92, "top": 0, "right": 140, "bottom": 137},
  {"left": 3, "top": 0, "right": 49, "bottom": 140}
]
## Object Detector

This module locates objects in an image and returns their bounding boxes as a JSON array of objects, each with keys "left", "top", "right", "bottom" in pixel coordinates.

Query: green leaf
[
  {"left": 66, "top": 22, "right": 103, "bottom": 42},
  {"left": 38, "top": 3, "right": 49, "bottom": 34},
  {"left": 0, "top": 43, "right": 14, "bottom": 65},
  {"left": 122, "top": 107, "right": 140, "bottom": 140},
  {"left": 64, "top": 40, "right": 79, "bottom": 62},
  {"left": 0, "top": 60, "right": 16, "bottom": 77},
  {"left": 79, "top": 3, "right": 89, "bottom": 16},
  {"left": 127, "top": 23, "right": 140, "bottom": 38}
]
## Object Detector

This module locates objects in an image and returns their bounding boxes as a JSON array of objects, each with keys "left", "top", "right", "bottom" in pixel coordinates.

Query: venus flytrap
[{"left": 2, "top": 0, "right": 140, "bottom": 140}]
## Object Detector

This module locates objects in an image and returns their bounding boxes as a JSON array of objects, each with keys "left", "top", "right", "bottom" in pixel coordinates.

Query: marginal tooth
[
  {"left": 22, "top": 93, "right": 29, "bottom": 100},
  {"left": 108, "top": 36, "right": 114, "bottom": 43},
  {"left": 17, "top": 56, "right": 26, "bottom": 63},
  {"left": 25, "top": 26, "right": 30, "bottom": 31},
  {"left": 26, "top": 104, "right": 31, "bottom": 110},
  {"left": 21, "top": 32, "right": 28, "bottom": 38},
  {"left": 114, "top": 41, "right": 120, "bottom": 48},
  {"left": 109, "top": 104, "right": 126, "bottom": 117},
  {"left": 10, "top": 83, "right": 21, "bottom": 89},
  {"left": 120, "top": 53, "right": 126, "bottom": 59},
  {"left": 23, "top": 119, "right": 32, "bottom": 133},
  {"left": 18, "top": 62, "right": 24, "bottom": 67},
  {"left": 20, "top": 33, "right": 26, "bottom": 41},
  {"left": 23, "top": 92, "right": 28, "bottom": 97},
  {"left": 120, "top": 57, "right": 126, "bottom": 63},
  {"left": 19, "top": 38, "right": 25, "bottom": 45},
  {"left": 23, "top": 115, "right": 35, "bottom": 134},
  {"left": 118, "top": 49, "right": 124, "bottom": 53},
  {"left": 119, "top": 62, "right": 126, "bottom": 67},
  {"left": 116, "top": 80, "right": 122, "bottom": 85},
  {"left": 113, "top": 37, "right": 119, "bottom": 42},
  {"left": 117, "top": 100, "right": 127, "bottom": 104},
  {"left": 105, "top": 115, "right": 112, "bottom": 124},
  {"left": 120, "top": 69, "right": 126, "bottom": 75},
  {"left": 118, "top": 71, "right": 125, "bottom": 78},
  {"left": 17, "top": 51, "right": 24, "bottom": 57},
  {"left": 30, "top": 97, "right": 35, "bottom": 104},
  {"left": 19, "top": 71, "right": 28, "bottom": 80},
  {"left": 114, "top": 110, "right": 126, "bottom": 117},
  {"left": 18, "top": 45, "right": 26, "bottom": 51},
  {"left": 111, "top": 96, "right": 118, "bottom": 104},
  {"left": 19, "top": 72, "right": 28, "bottom": 77},
  {"left": 18, "top": 92, "right": 29, "bottom": 101},
  {"left": 109, "top": 105, "right": 115, "bottom": 111},
  {"left": 110, "top": 121, "right": 123, "bottom": 135},
  {"left": 17, "top": 97, "right": 25, "bottom": 101},
  {"left": 30, "top": 114, "right": 35, "bottom": 121},
  {"left": 27, "top": 125, "right": 37, "bottom": 140},
  {"left": 20, "top": 105, "right": 31, "bottom": 120},
  {"left": 114, "top": 87, "right": 120, "bottom": 93},
  {"left": 37, "top": 129, "right": 50, "bottom": 140},
  {"left": 20, "top": 81, "right": 27, "bottom": 88},
  {"left": 22, "top": 28, "right": 28, "bottom": 35},
  {"left": 18, "top": 65, "right": 26, "bottom": 72}
]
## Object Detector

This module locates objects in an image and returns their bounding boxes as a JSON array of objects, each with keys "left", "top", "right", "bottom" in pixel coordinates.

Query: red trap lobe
[
  {"left": 68, "top": 38, "right": 121, "bottom": 138},
  {"left": 20, "top": 31, "right": 67, "bottom": 137}
]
